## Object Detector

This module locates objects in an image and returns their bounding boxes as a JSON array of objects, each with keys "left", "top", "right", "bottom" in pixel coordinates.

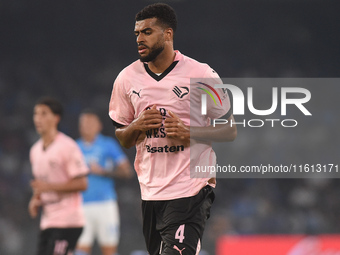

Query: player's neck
[
  {"left": 41, "top": 129, "right": 58, "bottom": 149},
  {"left": 148, "top": 48, "right": 175, "bottom": 74},
  {"left": 83, "top": 134, "right": 96, "bottom": 143}
]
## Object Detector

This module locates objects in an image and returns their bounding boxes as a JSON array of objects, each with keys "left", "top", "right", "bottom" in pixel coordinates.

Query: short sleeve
[
  {"left": 109, "top": 71, "right": 135, "bottom": 126},
  {"left": 65, "top": 141, "right": 89, "bottom": 178},
  {"left": 203, "top": 66, "right": 232, "bottom": 119}
]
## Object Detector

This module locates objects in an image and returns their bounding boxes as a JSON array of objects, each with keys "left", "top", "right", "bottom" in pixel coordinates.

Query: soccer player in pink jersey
[
  {"left": 28, "top": 97, "right": 89, "bottom": 255},
  {"left": 109, "top": 3, "right": 237, "bottom": 255}
]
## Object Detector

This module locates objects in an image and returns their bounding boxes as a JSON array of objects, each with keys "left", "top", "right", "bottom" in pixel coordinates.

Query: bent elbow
[
  {"left": 79, "top": 177, "right": 88, "bottom": 191},
  {"left": 230, "top": 128, "right": 237, "bottom": 141},
  {"left": 115, "top": 129, "right": 133, "bottom": 149},
  {"left": 225, "top": 126, "right": 237, "bottom": 142},
  {"left": 224, "top": 115, "right": 237, "bottom": 142},
  {"left": 120, "top": 141, "right": 134, "bottom": 149}
]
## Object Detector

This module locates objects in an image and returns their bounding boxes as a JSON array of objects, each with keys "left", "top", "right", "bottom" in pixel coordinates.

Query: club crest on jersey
[{"left": 172, "top": 86, "right": 189, "bottom": 98}]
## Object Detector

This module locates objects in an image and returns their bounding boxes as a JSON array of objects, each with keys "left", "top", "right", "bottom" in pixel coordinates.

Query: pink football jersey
[
  {"left": 109, "top": 51, "right": 231, "bottom": 200},
  {"left": 30, "top": 132, "right": 89, "bottom": 230}
]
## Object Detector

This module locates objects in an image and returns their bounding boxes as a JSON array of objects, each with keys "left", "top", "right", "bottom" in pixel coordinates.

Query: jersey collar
[{"left": 143, "top": 50, "right": 181, "bottom": 82}]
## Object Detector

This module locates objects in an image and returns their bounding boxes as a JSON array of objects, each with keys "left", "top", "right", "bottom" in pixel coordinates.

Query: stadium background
[{"left": 0, "top": 0, "right": 339, "bottom": 254}]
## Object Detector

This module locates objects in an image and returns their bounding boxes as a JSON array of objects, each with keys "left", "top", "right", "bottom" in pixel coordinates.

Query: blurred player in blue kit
[{"left": 75, "top": 109, "right": 132, "bottom": 255}]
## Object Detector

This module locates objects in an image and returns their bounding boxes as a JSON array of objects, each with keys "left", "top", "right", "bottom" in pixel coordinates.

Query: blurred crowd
[{"left": 0, "top": 0, "right": 339, "bottom": 254}]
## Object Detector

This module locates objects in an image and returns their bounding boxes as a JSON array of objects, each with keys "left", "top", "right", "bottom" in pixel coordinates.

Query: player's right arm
[
  {"left": 30, "top": 175, "right": 88, "bottom": 194},
  {"left": 115, "top": 105, "right": 162, "bottom": 148},
  {"left": 110, "top": 73, "right": 162, "bottom": 148},
  {"left": 29, "top": 148, "right": 42, "bottom": 219}
]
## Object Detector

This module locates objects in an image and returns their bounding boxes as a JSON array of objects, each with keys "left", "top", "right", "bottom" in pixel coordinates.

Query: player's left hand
[
  {"left": 30, "top": 179, "right": 51, "bottom": 194},
  {"left": 164, "top": 111, "right": 190, "bottom": 145}
]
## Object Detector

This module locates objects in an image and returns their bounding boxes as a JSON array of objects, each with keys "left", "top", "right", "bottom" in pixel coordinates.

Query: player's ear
[
  {"left": 54, "top": 114, "right": 61, "bottom": 126},
  {"left": 98, "top": 120, "right": 103, "bottom": 132},
  {"left": 164, "top": 28, "right": 174, "bottom": 41}
]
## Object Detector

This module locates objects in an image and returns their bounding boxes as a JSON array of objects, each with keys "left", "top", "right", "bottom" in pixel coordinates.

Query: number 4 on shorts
[{"left": 175, "top": 224, "right": 185, "bottom": 243}]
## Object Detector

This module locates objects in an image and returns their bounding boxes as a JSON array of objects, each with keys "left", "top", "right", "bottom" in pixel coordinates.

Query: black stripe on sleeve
[
  {"left": 218, "top": 87, "right": 233, "bottom": 120},
  {"left": 111, "top": 119, "right": 125, "bottom": 128},
  {"left": 221, "top": 109, "right": 232, "bottom": 120}
]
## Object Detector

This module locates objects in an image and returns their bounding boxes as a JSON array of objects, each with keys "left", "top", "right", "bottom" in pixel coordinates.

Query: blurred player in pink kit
[
  {"left": 109, "top": 3, "right": 237, "bottom": 255},
  {"left": 28, "top": 97, "right": 89, "bottom": 255}
]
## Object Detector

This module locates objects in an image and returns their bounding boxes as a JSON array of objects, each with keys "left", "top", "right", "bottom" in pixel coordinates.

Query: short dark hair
[
  {"left": 135, "top": 3, "right": 177, "bottom": 33},
  {"left": 79, "top": 108, "right": 102, "bottom": 122},
  {"left": 80, "top": 108, "right": 99, "bottom": 117},
  {"left": 35, "top": 96, "right": 63, "bottom": 118}
]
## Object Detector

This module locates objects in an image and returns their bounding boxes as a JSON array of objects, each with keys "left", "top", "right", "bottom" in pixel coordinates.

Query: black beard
[{"left": 140, "top": 44, "right": 165, "bottom": 62}]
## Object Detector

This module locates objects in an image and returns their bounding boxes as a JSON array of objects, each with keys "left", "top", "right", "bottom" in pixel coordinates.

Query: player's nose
[{"left": 136, "top": 33, "right": 145, "bottom": 44}]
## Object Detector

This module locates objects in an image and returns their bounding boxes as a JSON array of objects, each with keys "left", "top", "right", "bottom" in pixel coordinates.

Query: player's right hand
[
  {"left": 28, "top": 195, "right": 42, "bottom": 219},
  {"left": 89, "top": 162, "right": 106, "bottom": 175},
  {"left": 134, "top": 105, "right": 162, "bottom": 132}
]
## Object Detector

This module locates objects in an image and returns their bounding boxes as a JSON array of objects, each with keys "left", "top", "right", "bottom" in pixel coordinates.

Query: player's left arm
[
  {"left": 90, "top": 159, "right": 133, "bottom": 179},
  {"left": 30, "top": 175, "right": 87, "bottom": 194},
  {"left": 164, "top": 111, "right": 237, "bottom": 142},
  {"left": 184, "top": 66, "right": 237, "bottom": 142},
  {"left": 109, "top": 158, "right": 133, "bottom": 178},
  {"left": 110, "top": 159, "right": 133, "bottom": 178},
  {"left": 190, "top": 114, "right": 237, "bottom": 142}
]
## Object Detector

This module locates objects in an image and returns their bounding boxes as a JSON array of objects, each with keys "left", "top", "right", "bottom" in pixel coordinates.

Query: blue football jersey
[{"left": 77, "top": 134, "right": 127, "bottom": 203}]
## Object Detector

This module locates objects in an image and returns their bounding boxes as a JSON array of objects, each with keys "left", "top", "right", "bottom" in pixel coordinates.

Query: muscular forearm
[
  {"left": 52, "top": 176, "right": 87, "bottom": 193},
  {"left": 190, "top": 115, "right": 237, "bottom": 142},
  {"left": 115, "top": 105, "right": 163, "bottom": 148}
]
